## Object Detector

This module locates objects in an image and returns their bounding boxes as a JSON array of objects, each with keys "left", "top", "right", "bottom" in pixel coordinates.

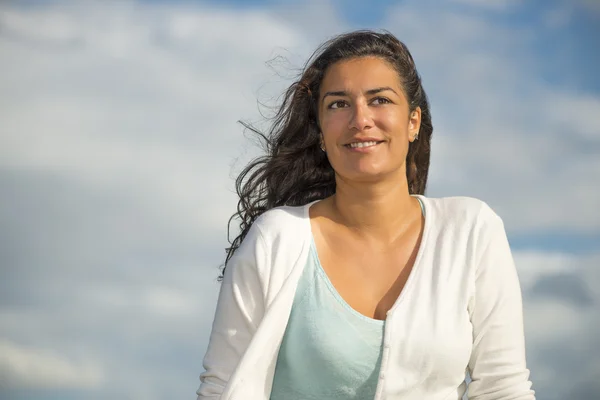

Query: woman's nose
[{"left": 348, "top": 101, "right": 374, "bottom": 131}]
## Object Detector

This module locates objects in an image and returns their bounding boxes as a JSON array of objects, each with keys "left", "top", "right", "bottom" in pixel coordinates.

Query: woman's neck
[{"left": 330, "top": 176, "right": 420, "bottom": 244}]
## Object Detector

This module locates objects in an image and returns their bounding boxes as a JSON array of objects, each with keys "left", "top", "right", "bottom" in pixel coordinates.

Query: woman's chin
[{"left": 337, "top": 168, "right": 396, "bottom": 183}]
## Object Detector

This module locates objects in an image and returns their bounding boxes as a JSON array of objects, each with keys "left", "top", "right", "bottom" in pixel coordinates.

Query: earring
[
  {"left": 320, "top": 142, "right": 326, "bottom": 152},
  {"left": 414, "top": 132, "right": 419, "bottom": 141}
]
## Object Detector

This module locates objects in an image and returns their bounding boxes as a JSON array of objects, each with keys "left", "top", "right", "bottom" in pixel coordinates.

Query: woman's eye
[
  {"left": 329, "top": 100, "right": 347, "bottom": 109},
  {"left": 372, "top": 97, "right": 391, "bottom": 105}
]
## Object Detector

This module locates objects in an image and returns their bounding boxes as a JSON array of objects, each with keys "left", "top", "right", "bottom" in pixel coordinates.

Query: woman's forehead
[{"left": 321, "top": 57, "right": 401, "bottom": 89}]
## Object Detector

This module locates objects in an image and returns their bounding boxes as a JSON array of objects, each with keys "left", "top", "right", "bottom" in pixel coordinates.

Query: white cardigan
[{"left": 196, "top": 195, "right": 535, "bottom": 400}]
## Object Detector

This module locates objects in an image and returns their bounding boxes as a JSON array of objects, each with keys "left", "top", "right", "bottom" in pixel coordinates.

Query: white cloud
[
  {"left": 513, "top": 251, "right": 579, "bottom": 291},
  {"left": 0, "top": 1, "right": 310, "bottom": 239},
  {"left": 0, "top": 262, "right": 221, "bottom": 398},
  {"left": 542, "top": 90, "right": 600, "bottom": 141},
  {"left": 512, "top": 249, "right": 600, "bottom": 398},
  {"left": 0, "top": 339, "right": 104, "bottom": 389}
]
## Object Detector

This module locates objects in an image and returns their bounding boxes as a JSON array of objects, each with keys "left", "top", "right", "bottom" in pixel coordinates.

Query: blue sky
[
  {"left": 0, "top": 0, "right": 599, "bottom": 399},
  {"left": 147, "top": 0, "right": 600, "bottom": 92}
]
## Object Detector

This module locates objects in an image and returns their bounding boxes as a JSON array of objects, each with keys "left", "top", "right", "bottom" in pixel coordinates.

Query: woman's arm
[
  {"left": 196, "top": 224, "right": 267, "bottom": 399},
  {"left": 467, "top": 208, "right": 535, "bottom": 399}
]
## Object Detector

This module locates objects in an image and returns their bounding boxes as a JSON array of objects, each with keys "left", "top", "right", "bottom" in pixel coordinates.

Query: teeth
[{"left": 349, "top": 141, "right": 378, "bottom": 148}]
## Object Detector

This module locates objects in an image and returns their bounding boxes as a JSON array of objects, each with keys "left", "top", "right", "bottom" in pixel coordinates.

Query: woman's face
[{"left": 318, "top": 56, "right": 421, "bottom": 184}]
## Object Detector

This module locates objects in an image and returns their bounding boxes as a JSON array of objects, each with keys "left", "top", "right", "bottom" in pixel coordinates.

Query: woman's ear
[{"left": 409, "top": 107, "right": 422, "bottom": 142}]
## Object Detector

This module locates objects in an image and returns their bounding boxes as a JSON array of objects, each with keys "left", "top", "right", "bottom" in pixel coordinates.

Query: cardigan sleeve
[
  {"left": 467, "top": 207, "right": 535, "bottom": 399},
  {"left": 196, "top": 223, "right": 267, "bottom": 399}
]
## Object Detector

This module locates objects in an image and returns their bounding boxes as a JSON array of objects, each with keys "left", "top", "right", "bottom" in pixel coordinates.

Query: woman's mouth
[{"left": 344, "top": 140, "right": 383, "bottom": 150}]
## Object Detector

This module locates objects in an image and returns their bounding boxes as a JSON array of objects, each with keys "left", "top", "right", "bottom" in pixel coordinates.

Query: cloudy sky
[{"left": 0, "top": 0, "right": 598, "bottom": 399}]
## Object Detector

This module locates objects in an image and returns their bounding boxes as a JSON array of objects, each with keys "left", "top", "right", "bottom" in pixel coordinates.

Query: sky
[{"left": 0, "top": 0, "right": 599, "bottom": 399}]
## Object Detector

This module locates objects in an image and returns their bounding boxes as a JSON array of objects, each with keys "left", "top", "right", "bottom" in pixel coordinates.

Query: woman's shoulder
[
  {"left": 228, "top": 202, "right": 313, "bottom": 276},
  {"left": 423, "top": 195, "right": 504, "bottom": 230},
  {"left": 251, "top": 202, "right": 313, "bottom": 240}
]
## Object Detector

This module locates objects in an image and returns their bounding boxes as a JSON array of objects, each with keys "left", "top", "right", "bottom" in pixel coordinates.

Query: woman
[{"left": 196, "top": 30, "right": 535, "bottom": 400}]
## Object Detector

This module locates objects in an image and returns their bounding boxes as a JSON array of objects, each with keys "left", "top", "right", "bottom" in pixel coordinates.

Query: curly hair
[{"left": 222, "top": 30, "right": 433, "bottom": 278}]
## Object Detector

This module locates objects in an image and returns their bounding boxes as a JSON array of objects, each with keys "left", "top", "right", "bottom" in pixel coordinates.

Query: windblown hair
[{"left": 222, "top": 30, "right": 433, "bottom": 277}]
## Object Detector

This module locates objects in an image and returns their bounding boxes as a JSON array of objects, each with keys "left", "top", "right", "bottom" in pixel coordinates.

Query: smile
[{"left": 345, "top": 141, "right": 383, "bottom": 149}]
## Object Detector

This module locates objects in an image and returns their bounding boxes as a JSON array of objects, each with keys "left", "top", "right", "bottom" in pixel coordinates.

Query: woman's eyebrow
[
  {"left": 322, "top": 86, "right": 398, "bottom": 101},
  {"left": 322, "top": 90, "right": 347, "bottom": 100},
  {"left": 365, "top": 86, "right": 398, "bottom": 96}
]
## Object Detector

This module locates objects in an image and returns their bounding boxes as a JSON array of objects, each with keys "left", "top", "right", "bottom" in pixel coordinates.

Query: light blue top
[
  {"left": 269, "top": 240, "right": 385, "bottom": 399},
  {"left": 270, "top": 197, "right": 425, "bottom": 399}
]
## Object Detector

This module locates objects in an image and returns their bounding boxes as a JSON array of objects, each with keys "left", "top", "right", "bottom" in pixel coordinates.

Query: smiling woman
[
  {"left": 318, "top": 57, "right": 422, "bottom": 183},
  {"left": 196, "top": 30, "right": 535, "bottom": 400}
]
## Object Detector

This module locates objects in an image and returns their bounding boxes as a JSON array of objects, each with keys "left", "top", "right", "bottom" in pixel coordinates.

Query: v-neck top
[{"left": 269, "top": 197, "right": 426, "bottom": 399}]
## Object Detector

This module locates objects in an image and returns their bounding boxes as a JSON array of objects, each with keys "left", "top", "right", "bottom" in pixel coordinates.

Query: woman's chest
[{"left": 314, "top": 228, "right": 423, "bottom": 320}]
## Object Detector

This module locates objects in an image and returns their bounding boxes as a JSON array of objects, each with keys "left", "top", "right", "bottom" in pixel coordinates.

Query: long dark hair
[{"left": 222, "top": 30, "right": 433, "bottom": 276}]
